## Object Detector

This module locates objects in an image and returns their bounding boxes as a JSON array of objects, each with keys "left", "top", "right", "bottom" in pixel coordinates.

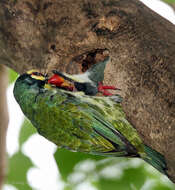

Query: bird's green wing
[{"left": 83, "top": 106, "right": 139, "bottom": 157}]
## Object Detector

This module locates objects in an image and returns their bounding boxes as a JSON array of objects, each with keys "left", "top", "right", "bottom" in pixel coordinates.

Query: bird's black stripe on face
[
  {"left": 37, "top": 80, "right": 46, "bottom": 88},
  {"left": 17, "top": 73, "right": 30, "bottom": 82},
  {"left": 52, "top": 70, "right": 75, "bottom": 82},
  {"left": 17, "top": 73, "right": 46, "bottom": 88}
]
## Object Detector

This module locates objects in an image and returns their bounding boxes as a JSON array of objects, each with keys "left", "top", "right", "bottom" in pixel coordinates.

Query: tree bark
[
  {"left": 0, "top": 65, "right": 9, "bottom": 190},
  {"left": 0, "top": 0, "right": 175, "bottom": 182}
]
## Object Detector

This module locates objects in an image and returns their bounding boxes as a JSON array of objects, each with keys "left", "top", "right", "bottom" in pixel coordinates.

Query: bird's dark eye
[{"left": 32, "top": 72, "right": 43, "bottom": 76}]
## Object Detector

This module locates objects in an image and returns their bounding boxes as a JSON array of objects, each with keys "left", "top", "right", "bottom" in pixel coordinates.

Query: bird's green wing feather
[{"left": 79, "top": 104, "right": 139, "bottom": 157}]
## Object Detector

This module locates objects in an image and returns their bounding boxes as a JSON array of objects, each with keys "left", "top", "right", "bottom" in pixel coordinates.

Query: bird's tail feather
[{"left": 143, "top": 145, "right": 168, "bottom": 176}]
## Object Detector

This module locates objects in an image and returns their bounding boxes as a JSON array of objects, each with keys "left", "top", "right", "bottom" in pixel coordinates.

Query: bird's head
[{"left": 15, "top": 70, "right": 47, "bottom": 90}]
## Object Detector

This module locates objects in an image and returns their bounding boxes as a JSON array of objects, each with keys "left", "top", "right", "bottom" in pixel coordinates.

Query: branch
[
  {"left": 0, "top": 0, "right": 175, "bottom": 182},
  {"left": 0, "top": 65, "right": 9, "bottom": 190}
]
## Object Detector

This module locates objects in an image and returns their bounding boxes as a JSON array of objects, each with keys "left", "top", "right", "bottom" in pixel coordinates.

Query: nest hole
[{"left": 73, "top": 48, "right": 109, "bottom": 72}]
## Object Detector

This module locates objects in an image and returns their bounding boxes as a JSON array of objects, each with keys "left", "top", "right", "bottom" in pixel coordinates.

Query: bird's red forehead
[
  {"left": 48, "top": 74, "right": 74, "bottom": 91},
  {"left": 48, "top": 74, "right": 64, "bottom": 86}
]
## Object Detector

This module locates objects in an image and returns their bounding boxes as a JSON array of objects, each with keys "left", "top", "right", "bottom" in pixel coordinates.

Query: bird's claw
[{"left": 98, "top": 82, "right": 121, "bottom": 96}]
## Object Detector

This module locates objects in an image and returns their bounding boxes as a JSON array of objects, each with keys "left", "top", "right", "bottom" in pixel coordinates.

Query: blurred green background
[{"left": 164, "top": 0, "right": 175, "bottom": 3}]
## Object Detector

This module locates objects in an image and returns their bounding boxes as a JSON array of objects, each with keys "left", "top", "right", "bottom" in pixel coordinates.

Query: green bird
[{"left": 13, "top": 70, "right": 167, "bottom": 176}]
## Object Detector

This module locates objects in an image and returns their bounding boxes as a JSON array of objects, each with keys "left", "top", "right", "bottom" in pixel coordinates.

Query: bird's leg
[
  {"left": 101, "top": 90, "right": 113, "bottom": 96},
  {"left": 98, "top": 82, "right": 121, "bottom": 96},
  {"left": 99, "top": 85, "right": 119, "bottom": 90}
]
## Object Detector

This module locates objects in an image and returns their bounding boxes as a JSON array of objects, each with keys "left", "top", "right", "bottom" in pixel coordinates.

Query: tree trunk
[
  {"left": 0, "top": 0, "right": 175, "bottom": 182},
  {"left": 0, "top": 65, "right": 9, "bottom": 190}
]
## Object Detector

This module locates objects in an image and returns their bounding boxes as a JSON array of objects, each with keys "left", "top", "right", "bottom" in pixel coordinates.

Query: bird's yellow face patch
[
  {"left": 31, "top": 75, "right": 45, "bottom": 81},
  {"left": 44, "top": 84, "right": 52, "bottom": 90},
  {"left": 27, "top": 70, "right": 46, "bottom": 81},
  {"left": 27, "top": 69, "right": 39, "bottom": 75}
]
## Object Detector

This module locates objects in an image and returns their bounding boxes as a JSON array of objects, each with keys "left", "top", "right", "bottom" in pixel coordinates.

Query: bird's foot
[{"left": 98, "top": 82, "right": 121, "bottom": 96}]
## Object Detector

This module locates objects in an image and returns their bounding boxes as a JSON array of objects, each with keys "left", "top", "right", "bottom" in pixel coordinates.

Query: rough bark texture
[
  {"left": 0, "top": 0, "right": 175, "bottom": 182},
  {"left": 0, "top": 65, "right": 9, "bottom": 190}
]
